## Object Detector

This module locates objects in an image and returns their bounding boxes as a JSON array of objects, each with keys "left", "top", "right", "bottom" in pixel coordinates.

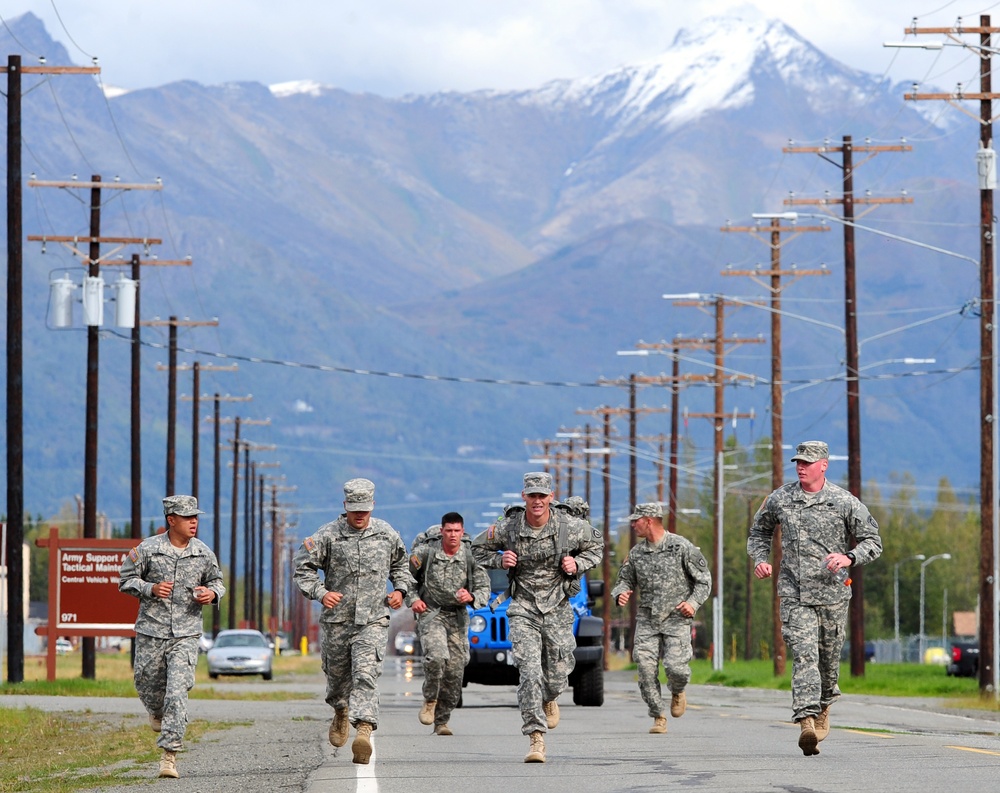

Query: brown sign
[
  {"left": 56, "top": 545, "right": 137, "bottom": 629},
  {"left": 34, "top": 529, "right": 140, "bottom": 681}
]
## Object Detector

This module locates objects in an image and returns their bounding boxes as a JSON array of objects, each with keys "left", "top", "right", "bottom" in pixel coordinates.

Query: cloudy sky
[{"left": 4, "top": 1, "right": 985, "bottom": 95}]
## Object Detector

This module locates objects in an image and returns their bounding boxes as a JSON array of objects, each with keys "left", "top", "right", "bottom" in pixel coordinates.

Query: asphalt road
[{"left": 6, "top": 658, "right": 1000, "bottom": 792}]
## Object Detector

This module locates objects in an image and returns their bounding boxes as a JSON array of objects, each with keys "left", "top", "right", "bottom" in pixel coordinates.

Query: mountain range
[{"left": 0, "top": 11, "right": 986, "bottom": 549}]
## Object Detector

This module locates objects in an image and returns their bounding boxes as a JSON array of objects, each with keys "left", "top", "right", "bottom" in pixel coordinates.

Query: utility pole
[
  {"left": 204, "top": 394, "right": 252, "bottom": 636},
  {"left": 623, "top": 338, "right": 716, "bottom": 532},
  {"left": 575, "top": 407, "right": 619, "bottom": 664},
  {"left": 28, "top": 176, "right": 162, "bottom": 678},
  {"left": 225, "top": 418, "right": 270, "bottom": 628},
  {"left": 782, "top": 136, "right": 912, "bottom": 677},
  {"left": 721, "top": 218, "right": 831, "bottom": 676},
  {"left": 4, "top": 55, "right": 99, "bottom": 683},
  {"left": 900, "top": 15, "right": 998, "bottom": 697},
  {"left": 666, "top": 296, "right": 761, "bottom": 670},
  {"left": 147, "top": 318, "right": 220, "bottom": 494},
  {"left": 177, "top": 364, "right": 238, "bottom": 500},
  {"left": 101, "top": 256, "right": 193, "bottom": 541}
]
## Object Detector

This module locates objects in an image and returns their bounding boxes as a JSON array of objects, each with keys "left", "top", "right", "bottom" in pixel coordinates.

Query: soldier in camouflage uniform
[
  {"left": 611, "top": 503, "right": 711, "bottom": 734},
  {"left": 119, "top": 495, "right": 225, "bottom": 780},
  {"left": 748, "top": 440, "right": 882, "bottom": 757},
  {"left": 293, "top": 478, "right": 413, "bottom": 765},
  {"left": 407, "top": 512, "right": 490, "bottom": 735},
  {"left": 472, "top": 472, "right": 604, "bottom": 764}
]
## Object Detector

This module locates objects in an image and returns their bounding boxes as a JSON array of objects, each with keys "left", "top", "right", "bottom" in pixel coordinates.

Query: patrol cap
[
  {"left": 343, "top": 478, "right": 375, "bottom": 511},
  {"left": 523, "top": 471, "right": 554, "bottom": 495},
  {"left": 162, "top": 494, "right": 204, "bottom": 517},
  {"left": 791, "top": 440, "right": 830, "bottom": 463},
  {"left": 627, "top": 502, "right": 663, "bottom": 521}
]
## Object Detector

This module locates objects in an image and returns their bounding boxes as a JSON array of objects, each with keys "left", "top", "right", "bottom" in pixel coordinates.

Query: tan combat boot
[
  {"left": 419, "top": 700, "right": 437, "bottom": 725},
  {"left": 814, "top": 706, "right": 831, "bottom": 741},
  {"left": 798, "top": 716, "right": 820, "bottom": 756},
  {"left": 434, "top": 723, "right": 453, "bottom": 736},
  {"left": 352, "top": 722, "right": 374, "bottom": 764},
  {"left": 148, "top": 712, "right": 162, "bottom": 732},
  {"left": 649, "top": 715, "right": 667, "bottom": 734},
  {"left": 329, "top": 707, "right": 349, "bottom": 747},
  {"left": 670, "top": 691, "right": 687, "bottom": 718},
  {"left": 158, "top": 750, "right": 179, "bottom": 779},
  {"left": 543, "top": 700, "right": 560, "bottom": 729},
  {"left": 524, "top": 731, "right": 546, "bottom": 763}
]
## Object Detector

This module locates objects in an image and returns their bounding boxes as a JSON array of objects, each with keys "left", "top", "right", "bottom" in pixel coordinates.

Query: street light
[
  {"left": 919, "top": 553, "right": 952, "bottom": 663},
  {"left": 894, "top": 553, "right": 926, "bottom": 652}
]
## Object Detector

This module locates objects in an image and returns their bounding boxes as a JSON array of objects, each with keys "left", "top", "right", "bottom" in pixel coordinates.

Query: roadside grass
[
  {"left": 0, "top": 708, "right": 234, "bottom": 792},
  {"left": 685, "top": 658, "right": 998, "bottom": 710},
  {"left": 0, "top": 652, "right": 321, "bottom": 699}
]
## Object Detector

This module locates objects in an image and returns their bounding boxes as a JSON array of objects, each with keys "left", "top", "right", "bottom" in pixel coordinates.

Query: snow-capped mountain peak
[{"left": 528, "top": 16, "right": 860, "bottom": 134}]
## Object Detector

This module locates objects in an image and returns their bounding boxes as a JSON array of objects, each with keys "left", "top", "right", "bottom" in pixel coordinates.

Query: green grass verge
[
  {"left": 0, "top": 652, "right": 322, "bottom": 699},
  {"left": 0, "top": 707, "right": 239, "bottom": 792}
]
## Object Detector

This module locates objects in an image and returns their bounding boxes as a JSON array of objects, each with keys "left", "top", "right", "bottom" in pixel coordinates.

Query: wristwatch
[{"left": 845, "top": 551, "right": 856, "bottom": 565}]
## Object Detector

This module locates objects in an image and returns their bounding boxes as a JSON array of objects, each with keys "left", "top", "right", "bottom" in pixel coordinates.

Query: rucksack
[{"left": 410, "top": 524, "right": 476, "bottom": 600}]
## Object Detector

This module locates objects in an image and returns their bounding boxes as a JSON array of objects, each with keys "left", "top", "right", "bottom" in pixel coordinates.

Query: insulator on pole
[
  {"left": 82, "top": 275, "right": 105, "bottom": 327},
  {"left": 113, "top": 274, "right": 138, "bottom": 328},
  {"left": 48, "top": 273, "right": 76, "bottom": 328}
]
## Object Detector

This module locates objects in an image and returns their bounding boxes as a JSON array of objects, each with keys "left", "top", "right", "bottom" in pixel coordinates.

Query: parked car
[
  {"left": 206, "top": 629, "right": 273, "bottom": 680},
  {"left": 55, "top": 638, "right": 73, "bottom": 654},
  {"left": 394, "top": 630, "right": 420, "bottom": 656},
  {"left": 947, "top": 639, "right": 979, "bottom": 677}
]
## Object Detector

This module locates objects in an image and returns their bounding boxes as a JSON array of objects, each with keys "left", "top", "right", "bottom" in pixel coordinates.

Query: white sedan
[{"left": 206, "top": 629, "right": 273, "bottom": 680}]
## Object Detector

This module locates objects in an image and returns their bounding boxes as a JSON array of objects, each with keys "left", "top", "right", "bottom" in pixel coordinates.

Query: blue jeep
[{"left": 463, "top": 567, "right": 605, "bottom": 706}]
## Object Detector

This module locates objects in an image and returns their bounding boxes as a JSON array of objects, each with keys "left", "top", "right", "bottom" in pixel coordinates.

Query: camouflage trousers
[
  {"left": 417, "top": 608, "right": 470, "bottom": 727},
  {"left": 133, "top": 633, "right": 199, "bottom": 751},
  {"left": 321, "top": 617, "right": 389, "bottom": 729},
  {"left": 633, "top": 620, "right": 693, "bottom": 718},
  {"left": 780, "top": 598, "right": 850, "bottom": 721},
  {"left": 508, "top": 606, "right": 576, "bottom": 735}
]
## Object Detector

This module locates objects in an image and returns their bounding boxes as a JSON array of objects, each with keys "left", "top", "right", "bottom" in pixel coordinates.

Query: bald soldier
[
  {"left": 611, "top": 503, "right": 711, "bottom": 734},
  {"left": 748, "top": 441, "right": 882, "bottom": 757},
  {"left": 293, "top": 478, "right": 413, "bottom": 764},
  {"left": 473, "top": 472, "right": 604, "bottom": 763}
]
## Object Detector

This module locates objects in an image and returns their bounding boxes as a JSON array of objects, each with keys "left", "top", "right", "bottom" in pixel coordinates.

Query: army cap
[
  {"left": 343, "top": 478, "right": 375, "bottom": 511},
  {"left": 627, "top": 502, "right": 663, "bottom": 521},
  {"left": 791, "top": 440, "right": 830, "bottom": 463},
  {"left": 523, "top": 471, "right": 554, "bottom": 495},
  {"left": 162, "top": 495, "right": 205, "bottom": 517}
]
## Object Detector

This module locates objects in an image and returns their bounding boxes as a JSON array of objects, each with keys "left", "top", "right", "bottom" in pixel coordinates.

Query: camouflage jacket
[
  {"left": 118, "top": 534, "right": 225, "bottom": 639},
  {"left": 406, "top": 542, "right": 491, "bottom": 614},
  {"left": 293, "top": 515, "right": 413, "bottom": 626},
  {"left": 611, "top": 533, "right": 711, "bottom": 635},
  {"left": 472, "top": 507, "right": 604, "bottom": 616},
  {"left": 747, "top": 479, "right": 883, "bottom": 606}
]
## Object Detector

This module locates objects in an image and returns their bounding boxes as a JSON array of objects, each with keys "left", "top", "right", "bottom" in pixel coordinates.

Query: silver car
[{"left": 206, "top": 629, "right": 273, "bottom": 680}]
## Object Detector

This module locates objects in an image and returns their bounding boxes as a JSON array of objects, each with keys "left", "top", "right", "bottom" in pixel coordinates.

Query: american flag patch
[
  {"left": 128, "top": 547, "right": 139, "bottom": 563},
  {"left": 487, "top": 523, "right": 497, "bottom": 541},
  {"left": 410, "top": 554, "right": 422, "bottom": 570},
  {"left": 304, "top": 537, "right": 316, "bottom": 552}
]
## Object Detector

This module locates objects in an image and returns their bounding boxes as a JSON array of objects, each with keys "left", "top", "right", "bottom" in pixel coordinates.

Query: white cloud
[{"left": 10, "top": 1, "right": 979, "bottom": 96}]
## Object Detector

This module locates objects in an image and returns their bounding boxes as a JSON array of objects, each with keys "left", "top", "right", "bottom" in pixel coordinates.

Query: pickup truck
[
  {"left": 463, "top": 567, "right": 606, "bottom": 706},
  {"left": 946, "top": 638, "right": 979, "bottom": 677}
]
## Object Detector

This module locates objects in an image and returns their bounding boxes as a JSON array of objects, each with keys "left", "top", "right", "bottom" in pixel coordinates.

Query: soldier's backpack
[
  {"left": 410, "top": 524, "right": 476, "bottom": 599},
  {"left": 494, "top": 503, "right": 584, "bottom": 599}
]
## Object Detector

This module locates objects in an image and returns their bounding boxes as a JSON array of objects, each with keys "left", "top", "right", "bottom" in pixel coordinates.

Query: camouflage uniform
[
  {"left": 293, "top": 484, "right": 412, "bottom": 731},
  {"left": 747, "top": 443, "right": 882, "bottom": 722},
  {"left": 406, "top": 537, "right": 490, "bottom": 728},
  {"left": 611, "top": 507, "right": 711, "bottom": 718},
  {"left": 119, "top": 496, "right": 225, "bottom": 753},
  {"left": 472, "top": 476, "right": 604, "bottom": 736}
]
